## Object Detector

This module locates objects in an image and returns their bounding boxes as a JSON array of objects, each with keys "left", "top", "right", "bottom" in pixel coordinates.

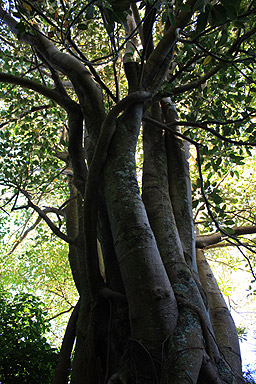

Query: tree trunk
[
  {"left": 0, "top": 3, "right": 246, "bottom": 383},
  {"left": 196, "top": 248, "right": 243, "bottom": 384}
]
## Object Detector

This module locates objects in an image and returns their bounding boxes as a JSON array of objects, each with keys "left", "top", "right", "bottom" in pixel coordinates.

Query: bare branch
[
  {"left": 205, "top": 241, "right": 256, "bottom": 250},
  {"left": 47, "top": 305, "right": 74, "bottom": 322},
  {"left": 8, "top": 214, "right": 42, "bottom": 254},
  {"left": 206, "top": 256, "right": 251, "bottom": 272},
  {"left": 19, "top": 188, "right": 75, "bottom": 244},
  {"left": 7, "top": 205, "right": 64, "bottom": 254}
]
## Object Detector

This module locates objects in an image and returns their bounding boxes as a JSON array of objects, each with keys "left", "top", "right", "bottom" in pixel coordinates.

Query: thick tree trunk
[
  {"left": 142, "top": 108, "right": 219, "bottom": 383},
  {"left": 104, "top": 105, "right": 178, "bottom": 352},
  {"left": 52, "top": 103, "right": 244, "bottom": 384},
  {"left": 196, "top": 248, "right": 243, "bottom": 384},
  {"left": 0, "top": 4, "right": 245, "bottom": 383}
]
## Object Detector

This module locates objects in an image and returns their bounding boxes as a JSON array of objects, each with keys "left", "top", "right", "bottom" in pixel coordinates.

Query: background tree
[
  {"left": 1, "top": 0, "right": 256, "bottom": 383},
  {"left": 0, "top": 291, "right": 58, "bottom": 383}
]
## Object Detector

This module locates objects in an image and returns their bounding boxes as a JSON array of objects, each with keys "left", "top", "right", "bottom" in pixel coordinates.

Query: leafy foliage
[{"left": 0, "top": 291, "right": 58, "bottom": 383}]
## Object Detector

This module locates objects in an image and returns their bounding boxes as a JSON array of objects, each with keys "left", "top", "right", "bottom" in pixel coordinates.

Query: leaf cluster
[{"left": 0, "top": 291, "right": 58, "bottom": 383}]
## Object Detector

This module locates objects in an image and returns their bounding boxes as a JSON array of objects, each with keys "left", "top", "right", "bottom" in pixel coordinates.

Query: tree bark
[
  {"left": 196, "top": 248, "right": 243, "bottom": 384},
  {"left": 52, "top": 301, "right": 80, "bottom": 384},
  {"left": 104, "top": 104, "right": 178, "bottom": 355}
]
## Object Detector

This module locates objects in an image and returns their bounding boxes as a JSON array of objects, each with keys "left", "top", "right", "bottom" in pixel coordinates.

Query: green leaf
[
  {"left": 217, "top": 28, "right": 228, "bottom": 47},
  {"left": 223, "top": 227, "right": 235, "bottom": 235},
  {"left": 221, "top": 0, "right": 241, "bottom": 15},
  {"left": 15, "top": 21, "right": 26, "bottom": 32},
  {"left": 86, "top": 5, "right": 95, "bottom": 19},
  {"left": 196, "top": 12, "right": 208, "bottom": 34},
  {"left": 77, "top": 23, "right": 88, "bottom": 30},
  {"left": 193, "top": 0, "right": 205, "bottom": 11},
  {"left": 178, "top": 3, "right": 191, "bottom": 12},
  {"left": 111, "top": 0, "right": 131, "bottom": 12},
  {"left": 210, "top": 5, "right": 227, "bottom": 25},
  {"left": 221, "top": 2, "right": 238, "bottom": 19}
]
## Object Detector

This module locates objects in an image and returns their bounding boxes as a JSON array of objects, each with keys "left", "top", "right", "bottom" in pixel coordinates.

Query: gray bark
[
  {"left": 196, "top": 249, "right": 243, "bottom": 384},
  {"left": 104, "top": 104, "right": 178, "bottom": 355}
]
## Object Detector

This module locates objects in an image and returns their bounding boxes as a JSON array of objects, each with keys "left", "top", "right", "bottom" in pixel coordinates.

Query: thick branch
[
  {"left": 67, "top": 37, "right": 118, "bottom": 102},
  {"left": 0, "top": 72, "right": 73, "bottom": 110},
  {"left": 142, "top": 115, "right": 256, "bottom": 278},
  {"left": 142, "top": 0, "right": 197, "bottom": 91},
  {"left": 196, "top": 225, "right": 256, "bottom": 249},
  {"left": 1, "top": 6, "right": 105, "bottom": 139},
  {"left": 85, "top": 91, "right": 152, "bottom": 203},
  {"left": 33, "top": 33, "right": 106, "bottom": 139},
  {"left": 20, "top": 189, "right": 75, "bottom": 244},
  {"left": 196, "top": 249, "right": 243, "bottom": 381},
  {"left": 84, "top": 91, "right": 152, "bottom": 296},
  {"left": 0, "top": 6, "right": 26, "bottom": 37},
  {"left": 162, "top": 98, "right": 197, "bottom": 273}
]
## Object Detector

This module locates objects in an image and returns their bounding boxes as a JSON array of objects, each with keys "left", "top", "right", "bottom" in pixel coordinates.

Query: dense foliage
[{"left": 0, "top": 292, "right": 58, "bottom": 383}]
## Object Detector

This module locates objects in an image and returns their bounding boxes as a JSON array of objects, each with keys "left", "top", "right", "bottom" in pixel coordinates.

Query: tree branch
[
  {"left": 7, "top": 207, "right": 64, "bottom": 254},
  {"left": 0, "top": 72, "right": 73, "bottom": 110},
  {"left": 1, "top": 5, "right": 105, "bottom": 136},
  {"left": 67, "top": 37, "right": 118, "bottom": 102},
  {"left": 160, "top": 66, "right": 220, "bottom": 98},
  {"left": 196, "top": 226, "right": 256, "bottom": 249},
  {"left": 0, "top": 6, "right": 24, "bottom": 37},
  {"left": 52, "top": 300, "right": 80, "bottom": 384},
  {"left": 19, "top": 188, "right": 75, "bottom": 244},
  {"left": 159, "top": 23, "right": 256, "bottom": 99},
  {"left": 166, "top": 119, "right": 256, "bottom": 147},
  {"left": 143, "top": 115, "right": 256, "bottom": 279},
  {"left": 47, "top": 305, "right": 74, "bottom": 322},
  {"left": 142, "top": 0, "right": 197, "bottom": 92},
  {"left": 0, "top": 104, "right": 51, "bottom": 129},
  {"left": 205, "top": 241, "right": 256, "bottom": 250}
]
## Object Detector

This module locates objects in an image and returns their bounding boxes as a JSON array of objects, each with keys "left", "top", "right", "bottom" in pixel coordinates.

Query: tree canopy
[{"left": 1, "top": 0, "right": 256, "bottom": 383}]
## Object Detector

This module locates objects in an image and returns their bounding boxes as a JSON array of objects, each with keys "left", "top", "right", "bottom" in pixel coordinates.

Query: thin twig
[{"left": 47, "top": 306, "right": 74, "bottom": 322}]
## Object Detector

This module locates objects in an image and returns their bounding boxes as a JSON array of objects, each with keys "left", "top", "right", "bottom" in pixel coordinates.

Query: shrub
[{"left": 0, "top": 291, "right": 58, "bottom": 383}]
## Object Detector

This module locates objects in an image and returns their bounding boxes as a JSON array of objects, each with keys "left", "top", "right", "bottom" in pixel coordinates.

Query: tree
[
  {"left": 0, "top": 0, "right": 256, "bottom": 382},
  {"left": 0, "top": 291, "right": 58, "bottom": 383}
]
